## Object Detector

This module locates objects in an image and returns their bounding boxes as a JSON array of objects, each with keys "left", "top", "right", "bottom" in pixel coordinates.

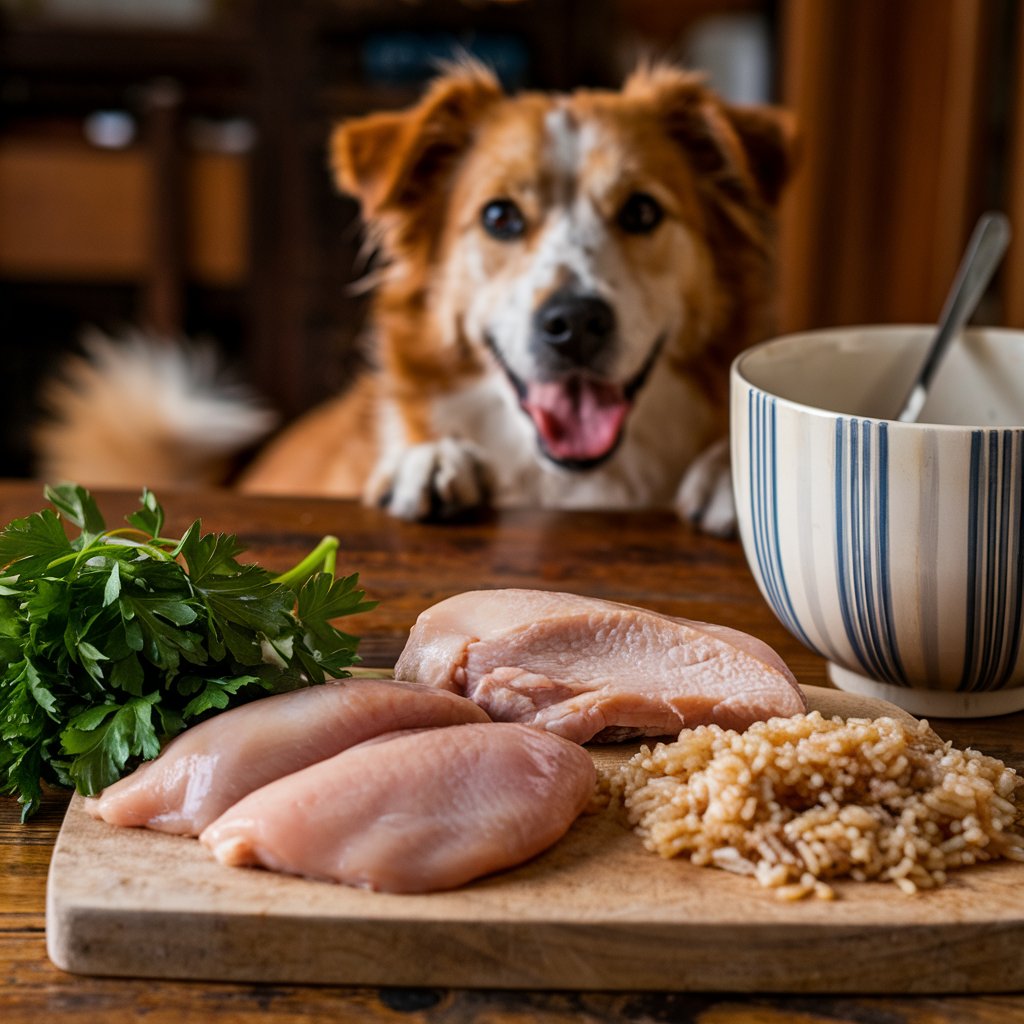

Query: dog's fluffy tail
[{"left": 34, "top": 329, "right": 278, "bottom": 489}]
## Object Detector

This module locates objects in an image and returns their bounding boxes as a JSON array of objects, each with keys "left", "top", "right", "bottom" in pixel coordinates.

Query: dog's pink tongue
[{"left": 522, "top": 378, "right": 630, "bottom": 461}]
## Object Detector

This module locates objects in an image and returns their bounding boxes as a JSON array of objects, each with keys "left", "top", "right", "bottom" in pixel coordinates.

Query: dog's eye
[
  {"left": 481, "top": 199, "right": 526, "bottom": 241},
  {"left": 617, "top": 192, "right": 664, "bottom": 234}
]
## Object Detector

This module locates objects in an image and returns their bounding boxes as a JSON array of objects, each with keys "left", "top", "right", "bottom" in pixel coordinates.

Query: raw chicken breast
[
  {"left": 85, "top": 678, "right": 490, "bottom": 835},
  {"left": 394, "top": 589, "right": 805, "bottom": 742},
  {"left": 200, "top": 722, "right": 595, "bottom": 893}
]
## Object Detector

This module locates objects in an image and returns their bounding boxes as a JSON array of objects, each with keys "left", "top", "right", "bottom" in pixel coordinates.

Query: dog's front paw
[
  {"left": 366, "top": 438, "right": 493, "bottom": 521},
  {"left": 675, "top": 437, "right": 736, "bottom": 537}
]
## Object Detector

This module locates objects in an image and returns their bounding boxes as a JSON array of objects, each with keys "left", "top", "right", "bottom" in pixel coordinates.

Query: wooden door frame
[{"left": 776, "top": 0, "right": 996, "bottom": 333}]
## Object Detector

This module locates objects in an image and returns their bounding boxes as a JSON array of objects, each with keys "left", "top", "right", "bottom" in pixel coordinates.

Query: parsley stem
[
  {"left": 44, "top": 537, "right": 174, "bottom": 575},
  {"left": 103, "top": 527, "right": 176, "bottom": 548},
  {"left": 274, "top": 535, "right": 339, "bottom": 588}
]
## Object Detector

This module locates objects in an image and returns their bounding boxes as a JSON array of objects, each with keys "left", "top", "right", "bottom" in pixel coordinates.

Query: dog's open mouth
[
  {"left": 485, "top": 334, "right": 665, "bottom": 470},
  {"left": 521, "top": 377, "right": 631, "bottom": 467}
]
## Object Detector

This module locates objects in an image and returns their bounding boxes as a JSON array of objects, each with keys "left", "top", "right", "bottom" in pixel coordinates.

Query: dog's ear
[
  {"left": 330, "top": 63, "right": 504, "bottom": 222},
  {"left": 625, "top": 63, "right": 798, "bottom": 210},
  {"left": 329, "top": 111, "right": 408, "bottom": 215},
  {"left": 715, "top": 103, "right": 798, "bottom": 207}
]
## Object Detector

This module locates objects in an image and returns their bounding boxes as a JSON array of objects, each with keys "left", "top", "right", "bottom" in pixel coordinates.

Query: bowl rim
[{"left": 731, "top": 323, "right": 1024, "bottom": 431}]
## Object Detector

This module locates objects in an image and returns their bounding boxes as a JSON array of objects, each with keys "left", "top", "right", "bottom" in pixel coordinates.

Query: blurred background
[{"left": 0, "top": 0, "right": 1021, "bottom": 478}]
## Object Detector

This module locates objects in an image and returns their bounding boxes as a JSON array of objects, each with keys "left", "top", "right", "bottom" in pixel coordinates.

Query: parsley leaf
[
  {"left": 0, "top": 509, "right": 73, "bottom": 579},
  {"left": 0, "top": 485, "right": 376, "bottom": 820}
]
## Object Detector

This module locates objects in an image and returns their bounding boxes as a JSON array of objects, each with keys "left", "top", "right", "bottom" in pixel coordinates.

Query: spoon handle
[{"left": 896, "top": 211, "right": 1012, "bottom": 423}]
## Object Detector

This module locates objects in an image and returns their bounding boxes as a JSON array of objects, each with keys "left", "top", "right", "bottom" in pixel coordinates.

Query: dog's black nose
[{"left": 533, "top": 291, "right": 616, "bottom": 367}]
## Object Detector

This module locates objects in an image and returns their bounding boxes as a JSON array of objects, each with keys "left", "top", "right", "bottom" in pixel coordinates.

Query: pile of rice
[{"left": 602, "top": 711, "right": 1024, "bottom": 899}]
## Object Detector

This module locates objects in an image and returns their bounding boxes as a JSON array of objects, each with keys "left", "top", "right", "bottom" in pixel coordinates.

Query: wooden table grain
[{"left": 3, "top": 480, "right": 1024, "bottom": 1024}]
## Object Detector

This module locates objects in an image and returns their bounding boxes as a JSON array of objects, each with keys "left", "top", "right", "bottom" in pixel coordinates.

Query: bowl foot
[{"left": 826, "top": 664, "right": 1024, "bottom": 718}]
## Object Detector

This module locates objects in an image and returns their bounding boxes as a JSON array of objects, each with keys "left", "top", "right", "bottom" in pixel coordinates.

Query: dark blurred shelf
[{"left": 0, "top": 21, "right": 254, "bottom": 73}]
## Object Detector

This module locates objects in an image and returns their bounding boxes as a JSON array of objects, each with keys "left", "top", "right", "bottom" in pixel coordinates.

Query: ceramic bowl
[{"left": 731, "top": 325, "right": 1024, "bottom": 717}]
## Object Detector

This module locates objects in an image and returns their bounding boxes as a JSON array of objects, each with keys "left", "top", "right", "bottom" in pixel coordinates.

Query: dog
[{"left": 34, "top": 62, "right": 795, "bottom": 536}]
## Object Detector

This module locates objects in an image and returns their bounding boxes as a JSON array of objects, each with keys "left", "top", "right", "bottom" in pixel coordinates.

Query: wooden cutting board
[{"left": 45, "top": 685, "right": 1024, "bottom": 993}]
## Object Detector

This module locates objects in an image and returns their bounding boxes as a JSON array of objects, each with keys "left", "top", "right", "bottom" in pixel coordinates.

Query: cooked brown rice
[{"left": 601, "top": 711, "right": 1024, "bottom": 899}]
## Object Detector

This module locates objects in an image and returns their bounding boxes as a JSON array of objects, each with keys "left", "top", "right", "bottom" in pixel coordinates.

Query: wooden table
[{"left": 2, "top": 480, "right": 1022, "bottom": 1024}]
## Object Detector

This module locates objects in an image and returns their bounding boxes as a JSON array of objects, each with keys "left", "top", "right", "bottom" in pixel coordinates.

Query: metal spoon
[{"left": 896, "top": 211, "right": 1012, "bottom": 423}]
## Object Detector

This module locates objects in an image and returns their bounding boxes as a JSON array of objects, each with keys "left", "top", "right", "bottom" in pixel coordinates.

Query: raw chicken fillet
[
  {"left": 199, "top": 722, "right": 596, "bottom": 893},
  {"left": 85, "top": 678, "right": 490, "bottom": 834},
  {"left": 394, "top": 589, "right": 805, "bottom": 742}
]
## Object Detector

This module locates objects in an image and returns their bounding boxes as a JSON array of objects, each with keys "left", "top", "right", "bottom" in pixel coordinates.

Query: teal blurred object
[{"left": 362, "top": 31, "right": 529, "bottom": 89}]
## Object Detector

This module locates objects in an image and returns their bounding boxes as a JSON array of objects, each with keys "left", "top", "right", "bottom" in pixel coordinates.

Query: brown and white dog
[{"left": 35, "top": 62, "right": 795, "bottom": 535}]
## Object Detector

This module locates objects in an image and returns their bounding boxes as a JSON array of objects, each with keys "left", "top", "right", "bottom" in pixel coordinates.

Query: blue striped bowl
[{"left": 731, "top": 325, "right": 1024, "bottom": 717}]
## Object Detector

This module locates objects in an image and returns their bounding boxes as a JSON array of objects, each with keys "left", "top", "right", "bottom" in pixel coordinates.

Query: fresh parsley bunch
[{"left": 0, "top": 484, "right": 376, "bottom": 820}]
